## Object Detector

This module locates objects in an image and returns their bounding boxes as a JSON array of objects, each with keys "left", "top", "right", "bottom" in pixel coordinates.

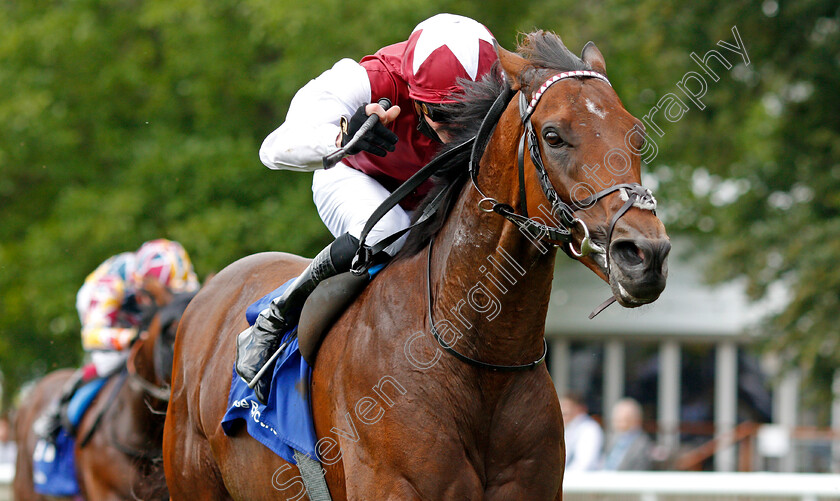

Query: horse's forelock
[{"left": 517, "top": 30, "right": 589, "bottom": 74}]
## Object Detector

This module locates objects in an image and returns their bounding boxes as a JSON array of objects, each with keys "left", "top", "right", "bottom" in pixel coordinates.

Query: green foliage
[
  {"left": 663, "top": 1, "right": 840, "bottom": 406},
  {"left": 1, "top": 0, "right": 838, "bottom": 408}
]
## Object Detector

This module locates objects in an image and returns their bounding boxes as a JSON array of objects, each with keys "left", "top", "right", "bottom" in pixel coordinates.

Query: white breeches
[
  {"left": 90, "top": 350, "right": 128, "bottom": 377},
  {"left": 312, "top": 163, "right": 411, "bottom": 256}
]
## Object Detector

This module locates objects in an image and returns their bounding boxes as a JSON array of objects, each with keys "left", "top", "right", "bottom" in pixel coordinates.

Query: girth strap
[{"left": 293, "top": 450, "right": 332, "bottom": 501}]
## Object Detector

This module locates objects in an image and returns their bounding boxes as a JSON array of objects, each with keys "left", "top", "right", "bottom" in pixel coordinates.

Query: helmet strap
[{"left": 416, "top": 115, "right": 444, "bottom": 143}]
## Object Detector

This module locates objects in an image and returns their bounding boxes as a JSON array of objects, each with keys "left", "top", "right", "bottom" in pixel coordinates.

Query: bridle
[
  {"left": 469, "top": 70, "right": 657, "bottom": 268},
  {"left": 127, "top": 330, "right": 171, "bottom": 402},
  {"left": 428, "top": 69, "right": 658, "bottom": 372}
]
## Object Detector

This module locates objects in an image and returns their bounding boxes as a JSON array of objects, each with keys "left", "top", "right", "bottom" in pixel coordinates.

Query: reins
[
  {"left": 127, "top": 331, "right": 172, "bottom": 402},
  {"left": 352, "top": 139, "right": 475, "bottom": 273},
  {"left": 79, "top": 339, "right": 166, "bottom": 459},
  {"left": 427, "top": 234, "right": 547, "bottom": 371},
  {"left": 468, "top": 70, "right": 656, "bottom": 262},
  {"left": 468, "top": 85, "right": 585, "bottom": 248},
  {"left": 467, "top": 70, "right": 657, "bottom": 319},
  {"left": 78, "top": 369, "right": 128, "bottom": 448}
]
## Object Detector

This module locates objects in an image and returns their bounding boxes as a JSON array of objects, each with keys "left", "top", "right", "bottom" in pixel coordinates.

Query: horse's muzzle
[{"left": 608, "top": 237, "right": 671, "bottom": 306}]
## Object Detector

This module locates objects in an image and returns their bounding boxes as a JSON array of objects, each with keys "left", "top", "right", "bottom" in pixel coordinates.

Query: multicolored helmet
[
  {"left": 402, "top": 14, "right": 498, "bottom": 104},
  {"left": 102, "top": 252, "right": 136, "bottom": 283},
  {"left": 76, "top": 252, "right": 136, "bottom": 321},
  {"left": 132, "top": 239, "right": 200, "bottom": 294}
]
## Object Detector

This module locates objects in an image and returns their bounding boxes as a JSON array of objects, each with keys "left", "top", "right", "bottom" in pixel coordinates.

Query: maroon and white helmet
[{"left": 402, "top": 14, "right": 498, "bottom": 104}]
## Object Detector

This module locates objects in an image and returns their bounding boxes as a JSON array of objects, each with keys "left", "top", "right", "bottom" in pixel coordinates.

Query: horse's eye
[{"left": 543, "top": 129, "right": 566, "bottom": 147}]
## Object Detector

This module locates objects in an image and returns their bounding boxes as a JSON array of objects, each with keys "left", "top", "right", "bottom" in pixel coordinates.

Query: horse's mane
[{"left": 396, "top": 30, "right": 589, "bottom": 257}]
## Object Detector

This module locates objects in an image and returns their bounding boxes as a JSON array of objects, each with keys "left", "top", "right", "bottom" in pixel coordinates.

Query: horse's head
[
  {"left": 131, "top": 278, "right": 196, "bottom": 394},
  {"left": 151, "top": 292, "right": 197, "bottom": 383},
  {"left": 494, "top": 33, "right": 670, "bottom": 307}
]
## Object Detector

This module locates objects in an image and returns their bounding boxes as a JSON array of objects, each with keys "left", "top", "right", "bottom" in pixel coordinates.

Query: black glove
[{"left": 340, "top": 105, "right": 398, "bottom": 157}]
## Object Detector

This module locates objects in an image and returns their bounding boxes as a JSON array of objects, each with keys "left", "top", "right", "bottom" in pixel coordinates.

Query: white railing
[{"left": 563, "top": 472, "right": 840, "bottom": 501}]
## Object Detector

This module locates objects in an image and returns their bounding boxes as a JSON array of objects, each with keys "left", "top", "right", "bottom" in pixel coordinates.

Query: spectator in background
[
  {"left": 560, "top": 392, "right": 603, "bottom": 471},
  {"left": 601, "top": 397, "right": 653, "bottom": 471}
]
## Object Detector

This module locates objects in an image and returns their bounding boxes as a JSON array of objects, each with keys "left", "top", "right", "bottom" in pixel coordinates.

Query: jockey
[
  {"left": 79, "top": 239, "right": 200, "bottom": 374},
  {"left": 34, "top": 239, "right": 200, "bottom": 442},
  {"left": 236, "top": 13, "right": 499, "bottom": 403}
]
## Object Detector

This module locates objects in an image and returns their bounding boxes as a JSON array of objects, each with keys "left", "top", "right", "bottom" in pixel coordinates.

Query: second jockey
[
  {"left": 236, "top": 13, "right": 499, "bottom": 403},
  {"left": 34, "top": 239, "right": 200, "bottom": 442}
]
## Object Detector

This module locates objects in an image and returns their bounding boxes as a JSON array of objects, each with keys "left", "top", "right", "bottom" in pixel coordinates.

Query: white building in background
[{"left": 543, "top": 240, "right": 822, "bottom": 472}]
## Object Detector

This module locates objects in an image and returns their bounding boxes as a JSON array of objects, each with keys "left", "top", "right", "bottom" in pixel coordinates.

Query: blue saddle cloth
[
  {"left": 33, "top": 377, "right": 108, "bottom": 496},
  {"left": 222, "top": 265, "right": 385, "bottom": 464},
  {"left": 33, "top": 429, "right": 80, "bottom": 496},
  {"left": 221, "top": 278, "right": 318, "bottom": 464},
  {"left": 67, "top": 377, "right": 108, "bottom": 428}
]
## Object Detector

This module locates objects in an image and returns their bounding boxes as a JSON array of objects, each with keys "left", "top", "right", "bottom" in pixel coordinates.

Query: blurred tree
[{"left": 694, "top": 0, "right": 840, "bottom": 410}]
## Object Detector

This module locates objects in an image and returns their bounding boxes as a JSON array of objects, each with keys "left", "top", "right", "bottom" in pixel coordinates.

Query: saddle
[
  {"left": 296, "top": 270, "right": 370, "bottom": 365},
  {"left": 62, "top": 377, "right": 108, "bottom": 434},
  {"left": 66, "top": 369, "right": 127, "bottom": 446},
  {"left": 33, "top": 373, "right": 120, "bottom": 498},
  {"left": 292, "top": 139, "right": 477, "bottom": 364}
]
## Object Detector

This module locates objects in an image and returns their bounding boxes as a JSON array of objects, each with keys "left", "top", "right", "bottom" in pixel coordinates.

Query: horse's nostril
[{"left": 612, "top": 240, "right": 644, "bottom": 267}]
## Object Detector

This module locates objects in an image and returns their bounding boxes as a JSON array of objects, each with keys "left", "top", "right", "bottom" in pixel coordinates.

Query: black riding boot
[
  {"left": 235, "top": 232, "right": 360, "bottom": 404},
  {"left": 33, "top": 369, "right": 86, "bottom": 442}
]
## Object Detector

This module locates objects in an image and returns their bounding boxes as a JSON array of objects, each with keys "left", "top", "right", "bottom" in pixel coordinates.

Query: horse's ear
[
  {"left": 581, "top": 41, "right": 607, "bottom": 76},
  {"left": 495, "top": 41, "right": 530, "bottom": 91}
]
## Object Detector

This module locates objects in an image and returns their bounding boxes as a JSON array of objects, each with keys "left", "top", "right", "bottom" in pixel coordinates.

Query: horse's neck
[{"left": 430, "top": 169, "right": 558, "bottom": 369}]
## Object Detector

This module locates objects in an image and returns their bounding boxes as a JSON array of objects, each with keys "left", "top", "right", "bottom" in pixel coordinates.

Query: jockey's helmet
[
  {"left": 132, "top": 239, "right": 200, "bottom": 294},
  {"left": 402, "top": 14, "right": 498, "bottom": 106}
]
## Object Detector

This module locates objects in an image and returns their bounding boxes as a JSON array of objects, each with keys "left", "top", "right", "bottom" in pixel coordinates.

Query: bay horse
[
  {"left": 163, "top": 32, "right": 669, "bottom": 500},
  {"left": 14, "top": 280, "right": 196, "bottom": 500}
]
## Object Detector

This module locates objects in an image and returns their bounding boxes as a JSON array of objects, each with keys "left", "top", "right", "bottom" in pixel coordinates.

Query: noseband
[{"left": 469, "top": 70, "right": 657, "bottom": 269}]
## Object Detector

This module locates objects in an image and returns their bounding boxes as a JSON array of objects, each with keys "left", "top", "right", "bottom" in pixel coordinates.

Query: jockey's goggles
[{"left": 414, "top": 101, "right": 453, "bottom": 124}]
